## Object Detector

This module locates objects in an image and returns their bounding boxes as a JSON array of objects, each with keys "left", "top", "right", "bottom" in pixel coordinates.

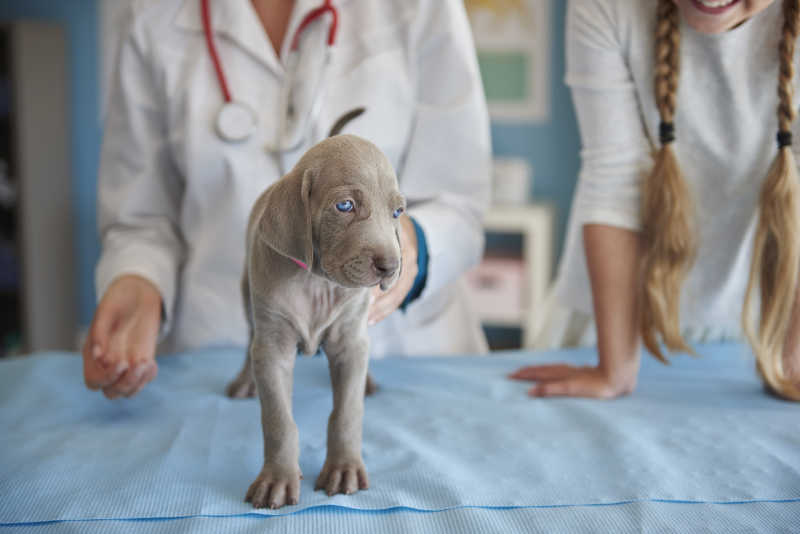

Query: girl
[{"left": 511, "top": 0, "right": 800, "bottom": 400}]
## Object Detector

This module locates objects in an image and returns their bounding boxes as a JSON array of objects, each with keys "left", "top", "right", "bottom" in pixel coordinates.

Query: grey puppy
[{"left": 225, "top": 133, "right": 405, "bottom": 509}]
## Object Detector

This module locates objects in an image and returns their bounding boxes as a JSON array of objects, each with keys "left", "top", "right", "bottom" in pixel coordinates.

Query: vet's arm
[
  {"left": 396, "top": 0, "right": 491, "bottom": 303},
  {"left": 84, "top": 6, "right": 183, "bottom": 398}
]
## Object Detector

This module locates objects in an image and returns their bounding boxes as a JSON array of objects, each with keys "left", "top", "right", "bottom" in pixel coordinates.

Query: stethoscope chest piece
[
  {"left": 202, "top": 0, "right": 337, "bottom": 149},
  {"left": 216, "top": 101, "right": 257, "bottom": 143}
]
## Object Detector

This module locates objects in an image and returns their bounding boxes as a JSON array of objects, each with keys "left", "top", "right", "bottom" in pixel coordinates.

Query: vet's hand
[
  {"left": 82, "top": 275, "right": 162, "bottom": 399},
  {"left": 368, "top": 214, "right": 418, "bottom": 325},
  {"left": 508, "top": 363, "right": 637, "bottom": 399}
]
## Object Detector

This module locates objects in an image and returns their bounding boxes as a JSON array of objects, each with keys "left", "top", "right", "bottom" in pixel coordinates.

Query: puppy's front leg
[
  {"left": 246, "top": 330, "right": 302, "bottom": 509},
  {"left": 316, "top": 326, "right": 370, "bottom": 496}
]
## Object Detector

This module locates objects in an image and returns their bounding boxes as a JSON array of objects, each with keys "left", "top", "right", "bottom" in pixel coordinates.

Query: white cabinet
[{"left": 465, "top": 204, "right": 554, "bottom": 349}]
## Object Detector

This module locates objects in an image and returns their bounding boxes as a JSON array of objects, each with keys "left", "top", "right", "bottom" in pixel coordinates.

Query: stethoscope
[{"left": 201, "top": 0, "right": 338, "bottom": 172}]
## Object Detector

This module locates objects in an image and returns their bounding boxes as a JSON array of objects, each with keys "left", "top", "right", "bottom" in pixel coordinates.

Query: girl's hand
[
  {"left": 512, "top": 224, "right": 641, "bottom": 400},
  {"left": 82, "top": 275, "right": 162, "bottom": 399},
  {"left": 509, "top": 362, "right": 638, "bottom": 399},
  {"left": 368, "top": 214, "right": 418, "bottom": 325},
  {"left": 785, "top": 352, "right": 800, "bottom": 390},
  {"left": 760, "top": 281, "right": 800, "bottom": 400}
]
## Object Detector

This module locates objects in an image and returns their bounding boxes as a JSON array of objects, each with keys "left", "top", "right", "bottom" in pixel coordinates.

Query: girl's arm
[
  {"left": 510, "top": 225, "right": 640, "bottom": 398},
  {"left": 583, "top": 224, "right": 641, "bottom": 394},
  {"left": 510, "top": 0, "right": 650, "bottom": 397}
]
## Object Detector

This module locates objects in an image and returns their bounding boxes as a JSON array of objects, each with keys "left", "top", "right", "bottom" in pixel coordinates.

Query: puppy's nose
[{"left": 372, "top": 255, "right": 399, "bottom": 278}]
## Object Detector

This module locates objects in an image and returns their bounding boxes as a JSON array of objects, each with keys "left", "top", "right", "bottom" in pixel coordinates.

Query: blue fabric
[
  {"left": 1, "top": 343, "right": 799, "bottom": 533},
  {"left": 400, "top": 216, "right": 428, "bottom": 309},
  {"left": 5, "top": 503, "right": 800, "bottom": 534}
]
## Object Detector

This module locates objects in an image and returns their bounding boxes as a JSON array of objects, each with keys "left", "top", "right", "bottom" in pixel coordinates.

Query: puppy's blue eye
[
  {"left": 336, "top": 200, "right": 354, "bottom": 212},
  {"left": 393, "top": 207, "right": 404, "bottom": 219}
]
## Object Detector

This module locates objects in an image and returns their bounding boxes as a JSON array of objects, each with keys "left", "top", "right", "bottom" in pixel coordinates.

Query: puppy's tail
[{"left": 328, "top": 107, "right": 366, "bottom": 137}]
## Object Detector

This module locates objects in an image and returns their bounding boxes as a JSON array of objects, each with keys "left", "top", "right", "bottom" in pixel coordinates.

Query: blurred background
[{"left": 0, "top": 0, "right": 579, "bottom": 356}]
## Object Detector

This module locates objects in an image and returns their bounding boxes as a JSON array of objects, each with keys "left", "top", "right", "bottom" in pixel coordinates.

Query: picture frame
[{"left": 465, "top": 0, "right": 551, "bottom": 122}]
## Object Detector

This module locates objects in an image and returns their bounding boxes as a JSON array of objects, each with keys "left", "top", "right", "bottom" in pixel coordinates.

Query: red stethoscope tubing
[
  {"left": 200, "top": 0, "right": 338, "bottom": 105},
  {"left": 292, "top": 0, "right": 337, "bottom": 50},
  {"left": 200, "top": 0, "right": 232, "bottom": 103}
]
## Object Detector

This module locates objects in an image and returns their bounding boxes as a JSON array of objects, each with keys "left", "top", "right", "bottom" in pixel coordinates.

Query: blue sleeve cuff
[{"left": 401, "top": 216, "right": 429, "bottom": 310}]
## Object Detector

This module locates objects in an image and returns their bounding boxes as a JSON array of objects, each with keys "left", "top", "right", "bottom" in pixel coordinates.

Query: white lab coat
[{"left": 97, "top": 0, "right": 491, "bottom": 357}]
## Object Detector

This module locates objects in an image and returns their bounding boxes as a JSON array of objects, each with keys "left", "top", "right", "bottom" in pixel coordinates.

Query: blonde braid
[
  {"left": 640, "top": 0, "right": 696, "bottom": 362},
  {"left": 743, "top": 0, "right": 800, "bottom": 400}
]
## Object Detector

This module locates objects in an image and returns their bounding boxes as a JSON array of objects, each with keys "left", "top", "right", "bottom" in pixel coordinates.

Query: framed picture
[{"left": 465, "top": 0, "right": 551, "bottom": 122}]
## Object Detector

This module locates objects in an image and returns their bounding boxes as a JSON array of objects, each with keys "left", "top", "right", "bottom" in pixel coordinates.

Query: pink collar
[{"left": 290, "top": 257, "right": 309, "bottom": 270}]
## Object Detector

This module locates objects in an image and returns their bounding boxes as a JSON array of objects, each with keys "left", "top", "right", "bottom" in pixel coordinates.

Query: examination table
[{"left": 1, "top": 343, "right": 798, "bottom": 532}]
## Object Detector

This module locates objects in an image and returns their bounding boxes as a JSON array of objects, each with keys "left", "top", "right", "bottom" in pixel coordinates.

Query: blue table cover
[{"left": 1, "top": 343, "right": 798, "bottom": 532}]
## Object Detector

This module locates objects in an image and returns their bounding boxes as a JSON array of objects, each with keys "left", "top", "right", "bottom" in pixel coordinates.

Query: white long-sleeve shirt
[
  {"left": 96, "top": 0, "right": 491, "bottom": 356},
  {"left": 553, "top": 0, "right": 800, "bottom": 341}
]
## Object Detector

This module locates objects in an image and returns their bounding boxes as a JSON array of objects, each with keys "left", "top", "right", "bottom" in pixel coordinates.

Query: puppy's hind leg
[{"left": 226, "top": 270, "right": 257, "bottom": 398}]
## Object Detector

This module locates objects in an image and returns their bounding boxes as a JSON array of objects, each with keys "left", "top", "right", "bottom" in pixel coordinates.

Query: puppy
[{"left": 225, "top": 133, "right": 404, "bottom": 509}]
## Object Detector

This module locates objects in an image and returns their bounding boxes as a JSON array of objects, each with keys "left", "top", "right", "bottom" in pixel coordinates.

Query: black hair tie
[
  {"left": 777, "top": 130, "right": 793, "bottom": 148},
  {"left": 659, "top": 122, "right": 675, "bottom": 144}
]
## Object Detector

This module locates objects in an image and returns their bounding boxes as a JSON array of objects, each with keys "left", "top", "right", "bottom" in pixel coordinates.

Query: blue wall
[
  {"left": 491, "top": 0, "right": 580, "bottom": 265},
  {"left": 0, "top": 0, "right": 101, "bottom": 328}
]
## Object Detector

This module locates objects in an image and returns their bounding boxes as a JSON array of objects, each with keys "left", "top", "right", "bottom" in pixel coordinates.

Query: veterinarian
[
  {"left": 511, "top": 0, "right": 800, "bottom": 400},
  {"left": 83, "top": 0, "right": 491, "bottom": 399}
]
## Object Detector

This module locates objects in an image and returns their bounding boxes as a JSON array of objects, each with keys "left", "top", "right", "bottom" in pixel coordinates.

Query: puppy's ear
[{"left": 257, "top": 167, "right": 314, "bottom": 267}]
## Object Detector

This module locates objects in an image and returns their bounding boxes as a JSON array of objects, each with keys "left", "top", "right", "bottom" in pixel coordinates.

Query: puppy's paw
[
  {"left": 245, "top": 464, "right": 302, "bottom": 509},
  {"left": 225, "top": 372, "right": 256, "bottom": 398},
  {"left": 315, "top": 457, "right": 369, "bottom": 496}
]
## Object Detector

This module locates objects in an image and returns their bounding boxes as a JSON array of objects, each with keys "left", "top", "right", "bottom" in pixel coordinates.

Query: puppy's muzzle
[
  {"left": 372, "top": 255, "right": 400, "bottom": 291},
  {"left": 372, "top": 255, "right": 399, "bottom": 279}
]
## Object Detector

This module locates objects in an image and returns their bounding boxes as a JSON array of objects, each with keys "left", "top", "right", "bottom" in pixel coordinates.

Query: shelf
[
  {"left": 482, "top": 317, "right": 525, "bottom": 328},
  {"left": 467, "top": 203, "right": 555, "bottom": 350}
]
